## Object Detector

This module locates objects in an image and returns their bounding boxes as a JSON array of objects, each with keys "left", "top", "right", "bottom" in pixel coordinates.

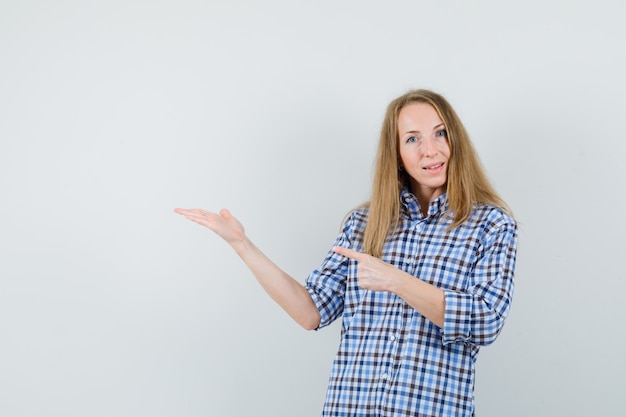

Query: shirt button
[
  {"left": 381, "top": 373, "right": 389, "bottom": 381},
  {"left": 390, "top": 335, "right": 397, "bottom": 342}
]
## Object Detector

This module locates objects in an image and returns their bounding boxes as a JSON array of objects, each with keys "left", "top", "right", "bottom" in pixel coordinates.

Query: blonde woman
[{"left": 175, "top": 89, "right": 517, "bottom": 416}]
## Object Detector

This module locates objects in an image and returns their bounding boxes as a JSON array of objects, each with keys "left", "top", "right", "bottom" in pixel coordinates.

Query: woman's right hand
[{"left": 174, "top": 208, "right": 245, "bottom": 246}]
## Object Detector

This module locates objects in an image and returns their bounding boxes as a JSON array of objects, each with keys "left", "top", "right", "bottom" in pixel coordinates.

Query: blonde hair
[{"left": 363, "top": 89, "right": 511, "bottom": 258}]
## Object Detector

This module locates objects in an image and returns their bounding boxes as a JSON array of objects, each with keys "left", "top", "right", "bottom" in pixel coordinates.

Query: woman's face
[{"left": 397, "top": 102, "right": 451, "bottom": 204}]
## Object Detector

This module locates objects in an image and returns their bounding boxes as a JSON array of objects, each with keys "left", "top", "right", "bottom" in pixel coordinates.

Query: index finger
[{"left": 333, "top": 246, "right": 367, "bottom": 262}]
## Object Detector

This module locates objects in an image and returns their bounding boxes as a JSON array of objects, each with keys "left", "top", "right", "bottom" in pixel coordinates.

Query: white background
[{"left": 1, "top": 1, "right": 624, "bottom": 416}]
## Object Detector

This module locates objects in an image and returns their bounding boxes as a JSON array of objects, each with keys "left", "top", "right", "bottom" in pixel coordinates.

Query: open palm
[{"left": 174, "top": 208, "right": 245, "bottom": 245}]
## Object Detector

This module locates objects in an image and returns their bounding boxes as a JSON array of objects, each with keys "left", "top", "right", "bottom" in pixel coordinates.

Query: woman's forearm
[
  {"left": 392, "top": 274, "right": 445, "bottom": 329},
  {"left": 231, "top": 237, "right": 321, "bottom": 330}
]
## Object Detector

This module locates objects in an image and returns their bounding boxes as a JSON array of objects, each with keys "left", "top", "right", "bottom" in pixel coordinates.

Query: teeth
[{"left": 427, "top": 163, "right": 443, "bottom": 170}]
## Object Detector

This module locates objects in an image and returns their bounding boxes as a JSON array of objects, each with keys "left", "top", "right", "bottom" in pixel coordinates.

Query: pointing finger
[{"left": 333, "top": 246, "right": 367, "bottom": 262}]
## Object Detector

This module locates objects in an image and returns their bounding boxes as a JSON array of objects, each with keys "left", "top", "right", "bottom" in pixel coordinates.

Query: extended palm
[{"left": 174, "top": 208, "right": 245, "bottom": 245}]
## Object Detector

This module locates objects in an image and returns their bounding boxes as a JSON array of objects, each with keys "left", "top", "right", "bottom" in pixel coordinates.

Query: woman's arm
[
  {"left": 440, "top": 221, "right": 517, "bottom": 346},
  {"left": 332, "top": 215, "right": 517, "bottom": 344},
  {"left": 175, "top": 208, "right": 321, "bottom": 330}
]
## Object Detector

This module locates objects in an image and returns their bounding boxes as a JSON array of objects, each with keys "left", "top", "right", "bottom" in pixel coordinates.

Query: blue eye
[
  {"left": 436, "top": 129, "right": 448, "bottom": 138},
  {"left": 407, "top": 136, "right": 424, "bottom": 144}
]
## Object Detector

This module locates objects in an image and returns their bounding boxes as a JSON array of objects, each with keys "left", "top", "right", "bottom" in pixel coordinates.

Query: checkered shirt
[{"left": 305, "top": 189, "right": 517, "bottom": 416}]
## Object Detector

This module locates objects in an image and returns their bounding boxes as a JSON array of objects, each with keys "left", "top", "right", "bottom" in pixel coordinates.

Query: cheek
[
  {"left": 441, "top": 142, "right": 451, "bottom": 159},
  {"left": 398, "top": 148, "right": 410, "bottom": 166}
]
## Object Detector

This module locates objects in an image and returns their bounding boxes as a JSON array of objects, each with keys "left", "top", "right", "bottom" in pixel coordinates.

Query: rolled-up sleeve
[
  {"left": 305, "top": 213, "right": 358, "bottom": 330},
  {"left": 442, "top": 217, "right": 518, "bottom": 346}
]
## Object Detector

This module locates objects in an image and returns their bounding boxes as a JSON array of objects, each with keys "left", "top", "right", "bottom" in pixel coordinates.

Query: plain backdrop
[{"left": 1, "top": 1, "right": 624, "bottom": 416}]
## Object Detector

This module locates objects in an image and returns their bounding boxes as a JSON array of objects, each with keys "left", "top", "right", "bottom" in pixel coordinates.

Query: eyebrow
[{"left": 402, "top": 123, "right": 446, "bottom": 135}]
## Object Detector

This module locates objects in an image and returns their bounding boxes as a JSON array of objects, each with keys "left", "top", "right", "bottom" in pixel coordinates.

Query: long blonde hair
[{"left": 363, "top": 89, "right": 511, "bottom": 258}]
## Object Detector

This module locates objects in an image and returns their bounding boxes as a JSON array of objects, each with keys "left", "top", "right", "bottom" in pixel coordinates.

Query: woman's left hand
[{"left": 332, "top": 246, "right": 405, "bottom": 293}]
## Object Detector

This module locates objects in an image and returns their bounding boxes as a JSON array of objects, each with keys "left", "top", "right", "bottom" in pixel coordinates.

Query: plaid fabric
[{"left": 305, "top": 189, "right": 517, "bottom": 416}]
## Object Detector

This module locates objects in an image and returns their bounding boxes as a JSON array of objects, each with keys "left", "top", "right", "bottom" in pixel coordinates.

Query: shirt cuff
[
  {"left": 305, "top": 285, "right": 341, "bottom": 330},
  {"left": 442, "top": 290, "right": 473, "bottom": 345}
]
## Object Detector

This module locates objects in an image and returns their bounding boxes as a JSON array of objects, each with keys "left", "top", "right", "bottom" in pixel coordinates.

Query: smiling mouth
[{"left": 424, "top": 162, "right": 444, "bottom": 170}]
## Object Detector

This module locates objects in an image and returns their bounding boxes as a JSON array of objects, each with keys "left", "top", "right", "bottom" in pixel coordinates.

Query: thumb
[{"left": 219, "top": 208, "right": 233, "bottom": 219}]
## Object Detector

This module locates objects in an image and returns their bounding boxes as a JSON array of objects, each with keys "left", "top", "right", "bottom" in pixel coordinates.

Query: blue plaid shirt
[{"left": 305, "top": 189, "right": 517, "bottom": 416}]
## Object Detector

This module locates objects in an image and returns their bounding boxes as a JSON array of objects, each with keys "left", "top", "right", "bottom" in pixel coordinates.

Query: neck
[{"left": 412, "top": 189, "right": 443, "bottom": 217}]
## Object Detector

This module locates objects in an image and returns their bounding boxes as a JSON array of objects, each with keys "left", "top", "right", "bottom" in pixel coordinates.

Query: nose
[{"left": 421, "top": 137, "right": 437, "bottom": 157}]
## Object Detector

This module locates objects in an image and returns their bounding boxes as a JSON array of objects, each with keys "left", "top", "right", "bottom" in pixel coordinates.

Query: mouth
[{"left": 423, "top": 162, "right": 445, "bottom": 171}]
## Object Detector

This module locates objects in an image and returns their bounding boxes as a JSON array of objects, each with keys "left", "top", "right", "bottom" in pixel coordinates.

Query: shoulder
[
  {"left": 473, "top": 204, "right": 515, "bottom": 225},
  {"left": 337, "top": 205, "right": 369, "bottom": 241},
  {"left": 471, "top": 204, "right": 517, "bottom": 234},
  {"left": 342, "top": 205, "right": 369, "bottom": 229}
]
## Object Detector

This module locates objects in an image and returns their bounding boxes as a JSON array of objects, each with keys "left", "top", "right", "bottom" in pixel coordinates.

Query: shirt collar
[{"left": 400, "top": 188, "right": 449, "bottom": 220}]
